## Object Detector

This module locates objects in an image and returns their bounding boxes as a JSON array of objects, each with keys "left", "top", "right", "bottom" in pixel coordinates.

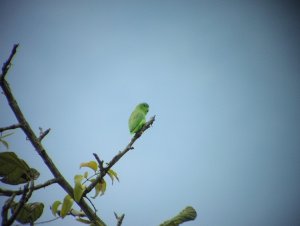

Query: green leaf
[
  {"left": 11, "top": 202, "right": 44, "bottom": 224},
  {"left": 75, "top": 174, "right": 84, "bottom": 184},
  {"left": 74, "top": 175, "right": 85, "bottom": 202},
  {"left": 60, "top": 195, "right": 74, "bottom": 218},
  {"left": 90, "top": 179, "right": 98, "bottom": 198},
  {"left": 0, "top": 139, "right": 9, "bottom": 149},
  {"left": 51, "top": 200, "right": 62, "bottom": 216},
  {"left": 83, "top": 171, "right": 88, "bottom": 179},
  {"left": 107, "top": 169, "right": 119, "bottom": 184},
  {"left": 80, "top": 161, "right": 98, "bottom": 172},
  {"left": 91, "top": 179, "right": 107, "bottom": 198},
  {"left": 0, "top": 152, "right": 40, "bottom": 185},
  {"left": 100, "top": 179, "right": 107, "bottom": 196},
  {"left": 0, "top": 132, "right": 14, "bottom": 149}
]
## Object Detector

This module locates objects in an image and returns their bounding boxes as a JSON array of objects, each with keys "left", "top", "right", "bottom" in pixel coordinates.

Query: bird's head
[{"left": 137, "top": 102, "right": 149, "bottom": 113}]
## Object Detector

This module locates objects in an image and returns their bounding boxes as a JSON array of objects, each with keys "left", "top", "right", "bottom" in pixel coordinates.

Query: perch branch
[
  {"left": 0, "top": 178, "right": 60, "bottom": 196},
  {"left": 0, "top": 45, "right": 107, "bottom": 226},
  {"left": 84, "top": 116, "right": 155, "bottom": 195}
]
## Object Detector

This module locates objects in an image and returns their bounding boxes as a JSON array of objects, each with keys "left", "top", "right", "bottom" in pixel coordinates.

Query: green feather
[{"left": 128, "top": 103, "right": 149, "bottom": 134}]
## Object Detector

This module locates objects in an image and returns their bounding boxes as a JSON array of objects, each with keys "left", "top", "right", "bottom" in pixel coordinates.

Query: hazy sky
[{"left": 1, "top": 1, "right": 300, "bottom": 226}]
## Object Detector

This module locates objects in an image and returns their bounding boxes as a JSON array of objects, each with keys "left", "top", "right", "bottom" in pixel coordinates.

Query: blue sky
[{"left": 1, "top": 1, "right": 300, "bottom": 226}]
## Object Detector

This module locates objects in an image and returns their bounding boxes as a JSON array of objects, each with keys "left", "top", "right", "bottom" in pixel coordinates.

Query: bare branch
[
  {"left": 0, "top": 124, "right": 21, "bottom": 133},
  {"left": 93, "top": 153, "right": 104, "bottom": 172},
  {"left": 84, "top": 116, "right": 155, "bottom": 196},
  {"left": 0, "top": 178, "right": 60, "bottom": 196},
  {"left": 0, "top": 44, "right": 19, "bottom": 80}
]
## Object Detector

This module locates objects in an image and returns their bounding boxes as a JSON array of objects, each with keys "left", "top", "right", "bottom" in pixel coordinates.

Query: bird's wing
[{"left": 129, "top": 110, "right": 145, "bottom": 133}]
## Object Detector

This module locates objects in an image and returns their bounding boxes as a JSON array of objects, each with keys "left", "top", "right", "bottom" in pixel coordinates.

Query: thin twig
[
  {"left": 1, "top": 44, "right": 19, "bottom": 80},
  {"left": 35, "top": 217, "right": 60, "bottom": 224},
  {"left": 38, "top": 128, "right": 51, "bottom": 141},
  {"left": 114, "top": 212, "right": 125, "bottom": 226},
  {"left": 84, "top": 116, "right": 155, "bottom": 196},
  {"left": 0, "top": 124, "right": 21, "bottom": 133},
  {"left": 0, "top": 178, "right": 60, "bottom": 196},
  {"left": 93, "top": 153, "right": 104, "bottom": 172},
  {"left": 85, "top": 196, "right": 97, "bottom": 214}
]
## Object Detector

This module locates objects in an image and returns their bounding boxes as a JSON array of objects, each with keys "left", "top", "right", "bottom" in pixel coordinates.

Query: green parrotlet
[{"left": 128, "top": 103, "right": 149, "bottom": 134}]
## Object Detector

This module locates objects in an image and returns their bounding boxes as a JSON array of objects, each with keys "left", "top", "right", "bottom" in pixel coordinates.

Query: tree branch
[
  {"left": 2, "top": 180, "right": 34, "bottom": 226},
  {"left": 0, "top": 44, "right": 19, "bottom": 80},
  {"left": 1, "top": 193, "right": 16, "bottom": 226},
  {"left": 0, "top": 45, "right": 107, "bottom": 226},
  {"left": 84, "top": 116, "right": 155, "bottom": 195},
  {"left": 108, "top": 116, "right": 155, "bottom": 168},
  {"left": 0, "top": 124, "right": 21, "bottom": 133},
  {"left": 114, "top": 212, "right": 125, "bottom": 226},
  {"left": 0, "top": 178, "right": 60, "bottom": 196},
  {"left": 93, "top": 153, "right": 104, "bottom": 172},
  {"left": 5, "top": 180, "right": 34, "bottom": 226}
]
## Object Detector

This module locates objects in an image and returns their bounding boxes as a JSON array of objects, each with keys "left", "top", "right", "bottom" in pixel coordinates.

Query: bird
[{"left": 128, "top": 103, "right": 149, "bottom": 134}]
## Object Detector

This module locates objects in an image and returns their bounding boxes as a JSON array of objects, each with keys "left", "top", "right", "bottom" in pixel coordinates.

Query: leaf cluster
[
  {"left": 79, "top": 161, "right": 119, "bottom": 199},
  {"left": 10, "top": 201, "right": 44, "bottom": 224},
  {"left": 50, "top": 161, "right": 119, "bottom": 224}
]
